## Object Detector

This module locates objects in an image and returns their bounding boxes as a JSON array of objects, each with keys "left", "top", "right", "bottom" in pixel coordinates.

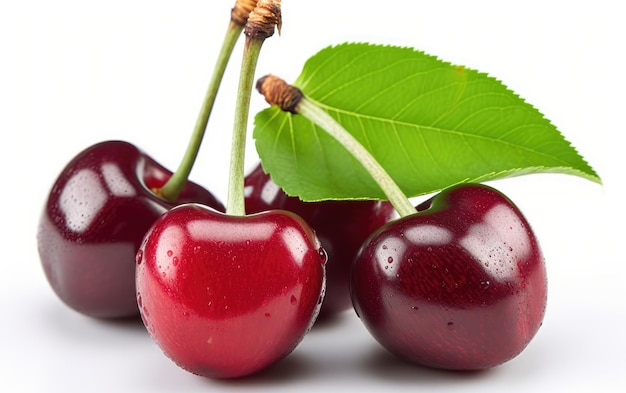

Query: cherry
[
  {"left": 135, "top": 203, "right": 326, "bottom": 378},
  {"left": 350, "top": 183, "right": 547, "bottom": 370},
  {"left": 134, "top": 4, "right": 316, "bottom": 378},
  {"left": 37, "top": 140, "right": 224, "bottom": 318},
  {"left": 244, "top": 163, "right": 394, "bottom": 317}
]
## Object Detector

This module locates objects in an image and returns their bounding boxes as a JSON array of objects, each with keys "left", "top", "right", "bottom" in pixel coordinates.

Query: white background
[{"left": 2, "top": 1, "right": 624, "bottom": 391}]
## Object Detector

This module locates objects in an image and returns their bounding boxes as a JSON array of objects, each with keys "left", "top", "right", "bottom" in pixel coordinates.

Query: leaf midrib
[{"left": 312, "top": 99, "right": 574, "bottom": 167}]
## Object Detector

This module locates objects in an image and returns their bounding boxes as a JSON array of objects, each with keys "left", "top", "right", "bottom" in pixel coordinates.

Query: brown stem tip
[
  {"left": 256, "top": 74, "right": 303, "bottom": 114},
  {"left": 231, "top": 0, "right": 258, "bottom": 26},
  {"left": 245, "top": 0, "right": 282, "bottom": 39}
]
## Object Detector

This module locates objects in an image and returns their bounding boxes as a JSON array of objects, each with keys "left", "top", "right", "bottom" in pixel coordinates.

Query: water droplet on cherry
[
  {"left": 167, "top": 250, "right": 173, "bottom": 257},
  {"left": 318, "top": 247, "right": 328, "bottom": 264},
  {"left": 136, "top": 250, "right": 143, "bottom": 265},
  {"left": 480, "top": 280, "right": 491, "bottom": 289},
  {"left": 387, "top": 257, "right": 394, "bottom": 263},
  {"left": 291, "top": 295, "right": 298, "bottom": 305}
]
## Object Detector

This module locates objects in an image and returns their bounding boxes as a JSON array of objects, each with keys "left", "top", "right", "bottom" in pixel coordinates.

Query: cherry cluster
[{"left": 36, "top": 0, "right": 547, "bottom": 380}]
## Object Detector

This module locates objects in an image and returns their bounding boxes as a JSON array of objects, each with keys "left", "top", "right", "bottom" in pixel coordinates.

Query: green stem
[
  {"left": 297, "top": 97, "right": 418, "bottom": 218},
  {"left": 159, "top": 22, "right": 243, "bottom": 202},
  {"left": 226, "top": 38, "right": 264, "bottom": 216}
]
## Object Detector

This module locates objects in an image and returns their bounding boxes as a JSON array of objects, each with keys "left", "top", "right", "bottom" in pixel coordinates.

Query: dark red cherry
[
  {"left": 136, "top": 204, "right": 326, "bottom": 378},
  {"left": 244, "top": 163, "right": 394, "bottom": 318},
  {"left": 351, "top": 183, "right": 547, "bottom": 370},
  {"left": 37, "top": 140, "right": 224, "bottom": 318}
]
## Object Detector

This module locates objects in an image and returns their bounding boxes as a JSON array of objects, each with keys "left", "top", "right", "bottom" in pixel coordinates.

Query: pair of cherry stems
[{"left": 159, "top": 0, "right": 416, "bottom": 220}]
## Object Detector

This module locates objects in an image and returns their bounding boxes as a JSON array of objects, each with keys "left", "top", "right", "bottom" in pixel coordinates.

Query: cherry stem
[
  {"left": 226, "top": 39, "right": 263, "bottom": 216},
  {"left": 158, "top": 21, "right": 242, "bottom": 202},
  {"left": 226, "top": 0, "right": 282, "bottom": 216},
  {"left": 256, "top": 75, "right": 418, "bottom": 218}
]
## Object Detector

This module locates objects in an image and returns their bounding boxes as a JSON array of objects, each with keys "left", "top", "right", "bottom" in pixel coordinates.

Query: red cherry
[
  {"left": 37, "top": 140, "right": 224, "bottom": 318},
  {"left": 135, "top": 203, "right": 326, "bottom": 378},
  {"left": 244, "top": 163, "right": 394, "bottom": 317},
  {"left": 351, "top": 183, "right": 547, "bottom": 370}
]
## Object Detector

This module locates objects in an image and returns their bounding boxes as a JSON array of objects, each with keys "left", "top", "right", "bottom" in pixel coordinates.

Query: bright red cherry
[
  {"left": 37, "top": 140, "right": 224, "bottom": 318},
  {"left": 135, "top": 203, "right": 326, "bottom": 378},
  {"left": 351, "top": 183, "right": 547, "bottom": 370},
  {"left": 244, "top": 163, "right": 394, "bottom": 317}
]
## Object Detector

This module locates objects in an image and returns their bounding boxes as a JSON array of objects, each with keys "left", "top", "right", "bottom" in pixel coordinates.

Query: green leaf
[{"left": 253, "top": 43, "right": 601, "bottom": 201}]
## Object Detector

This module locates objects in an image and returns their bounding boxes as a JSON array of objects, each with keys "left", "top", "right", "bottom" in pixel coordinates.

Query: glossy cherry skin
[
  {"left": 37, "top": 140, "right": 224, "bottom": 318},
  {"left": 244, "top": 163, "right": 394, "bottom": 318},
  {"left": 135, "top": 204, "right": 326, "bottom": 378},
  {"left": 351, "top": 184, "right": 547, "bottom": 370}
]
